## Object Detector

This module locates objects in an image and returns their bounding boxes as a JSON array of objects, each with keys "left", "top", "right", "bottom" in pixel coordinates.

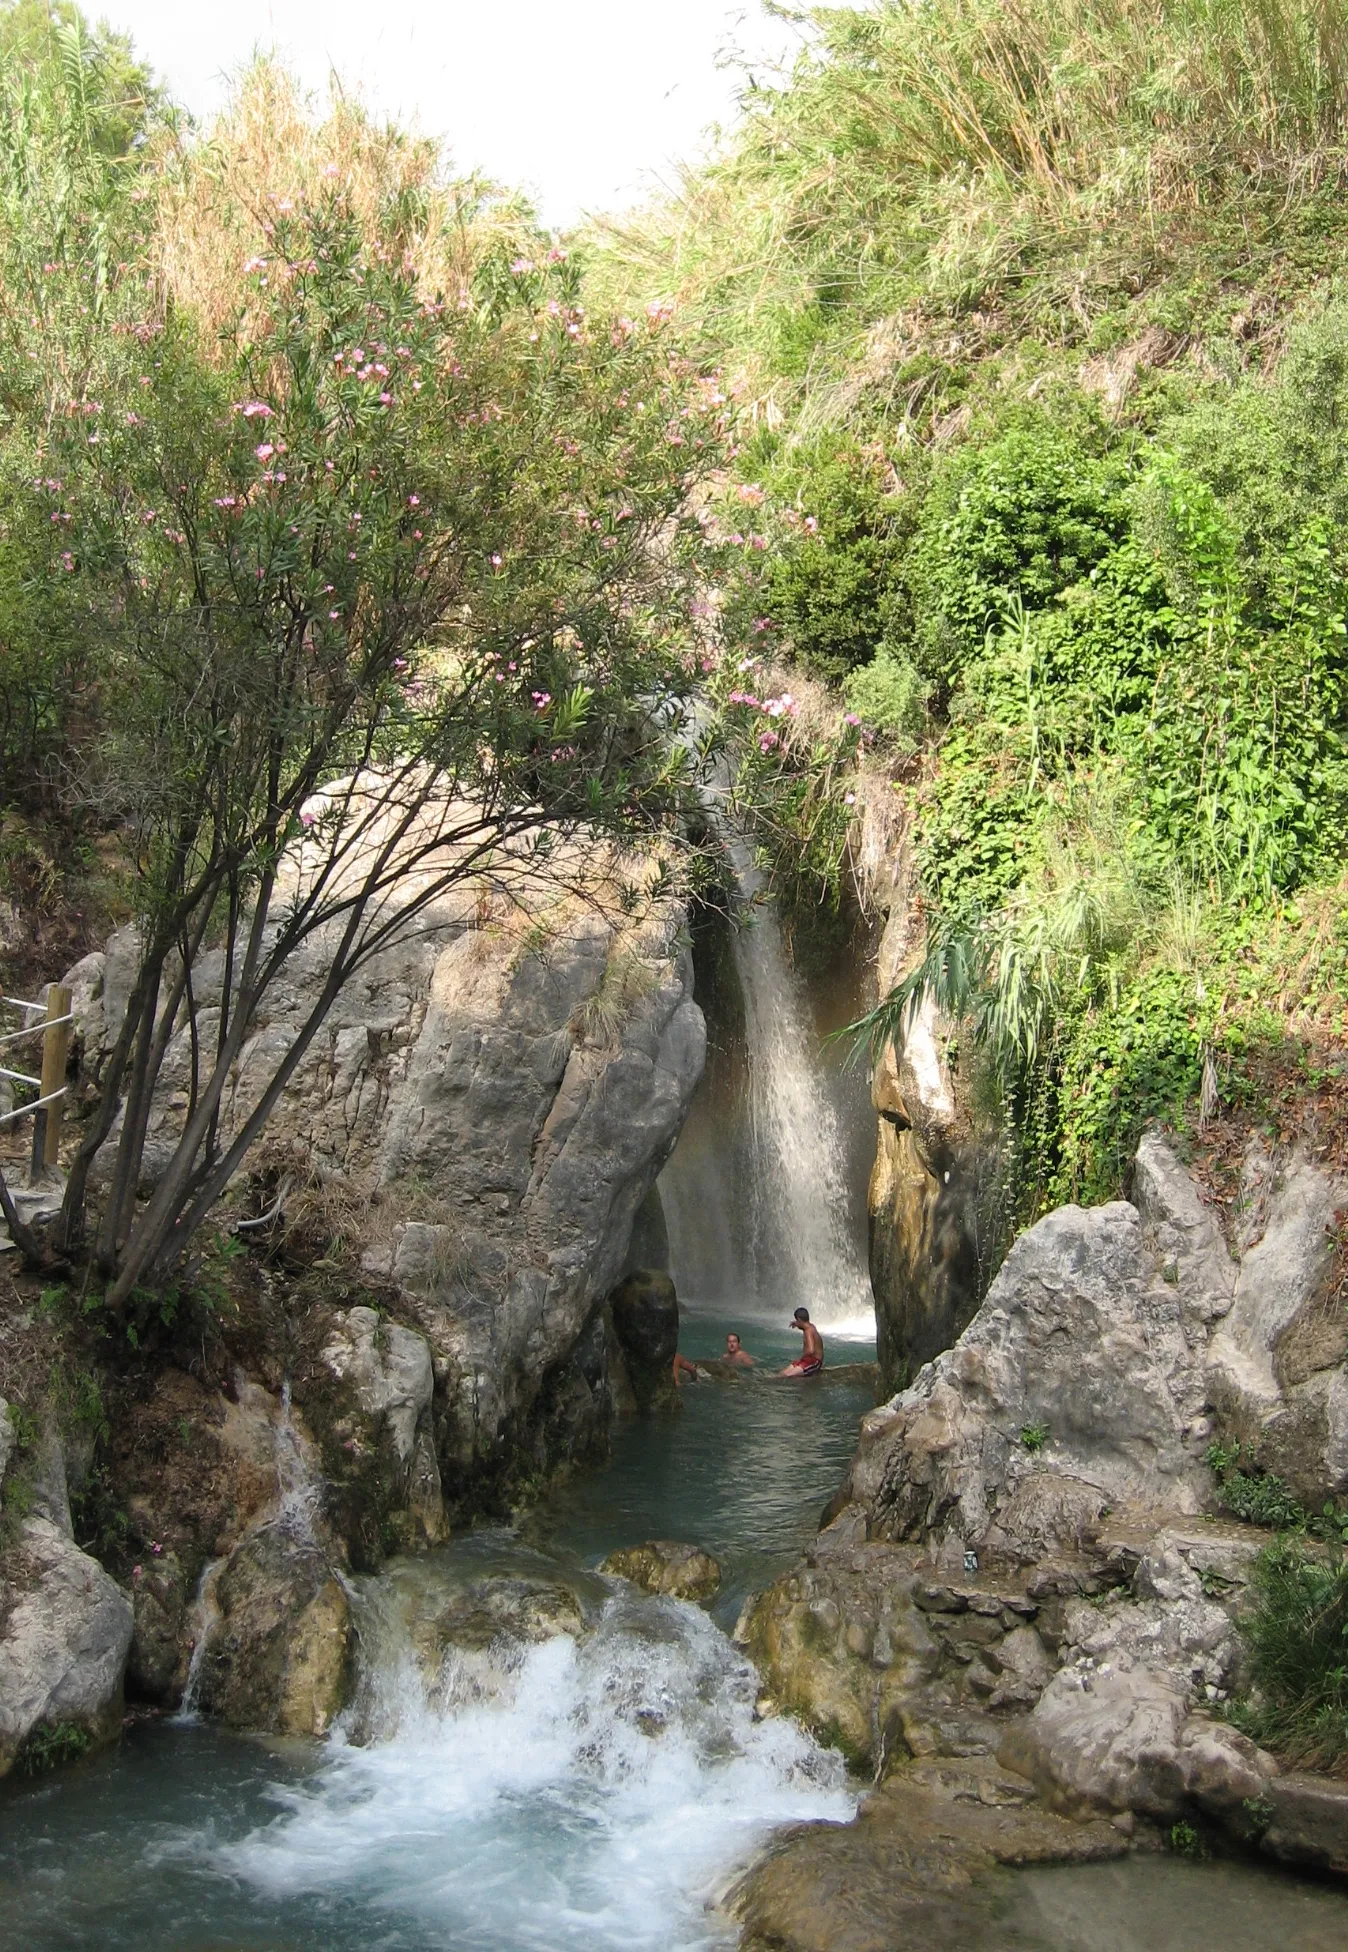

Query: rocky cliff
[
  {"left": 0, "top": 844, "right": 705, "bottom": 1765},
  {"left": 734, "top": 1131, "right": 1348, "bottom": 1945}
]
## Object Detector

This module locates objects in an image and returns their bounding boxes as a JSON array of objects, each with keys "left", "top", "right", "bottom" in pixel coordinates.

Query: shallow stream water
[{"left": 2, "top": 1307, "right": 1346, "bottom": 1950}]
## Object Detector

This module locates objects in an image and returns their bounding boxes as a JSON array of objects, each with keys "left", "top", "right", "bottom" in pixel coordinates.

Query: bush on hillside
[
  {"left": 907, "top": 424, "right": 1128, "bottom": 684},
  {"left": 843, "top": 648, "right": 928, "bottom": 747}
]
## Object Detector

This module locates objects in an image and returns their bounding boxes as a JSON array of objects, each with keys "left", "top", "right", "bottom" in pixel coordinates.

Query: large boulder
[
  {"left": 192, "top": 1524, "right": 352, "bottom": 1736},
  {"left": 1000, "top": 1665, "right": 1275, "bottom": 1821},
  {"left": 0, "top": 1515, "right": 133, "bottom": 1777},
  {"left": 849, "top": 1198, "right": 1210, "bottom": 1553},
  {"left": 80, "top": 861, "right": 706, "bottom": 1505}
]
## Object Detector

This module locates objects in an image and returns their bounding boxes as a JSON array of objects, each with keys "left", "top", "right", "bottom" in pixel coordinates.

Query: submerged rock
[
  {"left": 0, "top": 1515, "right": 133, "bottom": 1778},
  {"left": 600, "top": 1540, "right": 721, "bottom": 1604}
]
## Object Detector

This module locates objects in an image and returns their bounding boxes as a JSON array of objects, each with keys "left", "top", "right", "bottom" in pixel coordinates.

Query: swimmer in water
[{"left": 779, "top": 1307, "right": 824, "bottom": 1378}]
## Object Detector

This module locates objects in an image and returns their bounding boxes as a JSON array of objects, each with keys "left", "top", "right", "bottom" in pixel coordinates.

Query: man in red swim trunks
[{"left": 780, "top": 1307, "right": 824, "bottom": 1377}]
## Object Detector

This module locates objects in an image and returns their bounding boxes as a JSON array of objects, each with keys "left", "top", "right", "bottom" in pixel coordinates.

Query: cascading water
[
  {"left": 162, "top": 1566, "right": 854, "bottom": 1951},
  {"left": 722, "top": 836, "right": 873, "bottom": 1330}
]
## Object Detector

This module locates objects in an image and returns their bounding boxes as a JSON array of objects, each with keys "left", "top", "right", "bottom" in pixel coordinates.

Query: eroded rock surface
[{"left": 600, "top": 1539, "right": 721, "bottom": 1604}]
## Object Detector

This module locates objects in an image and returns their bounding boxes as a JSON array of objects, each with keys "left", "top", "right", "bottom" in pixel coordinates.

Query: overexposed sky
[{"left": 95, "top": 0, "right": 810, "bottom": 226}]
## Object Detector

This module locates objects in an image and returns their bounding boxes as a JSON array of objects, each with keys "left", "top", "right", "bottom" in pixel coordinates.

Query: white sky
[{"left": 95, "top": 0, "right": 810, "bottom": 227}]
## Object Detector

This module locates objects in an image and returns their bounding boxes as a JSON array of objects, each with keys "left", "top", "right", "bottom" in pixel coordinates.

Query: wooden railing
[{"left": 0, "top": 983, "right": 72, "bottom": 1184}]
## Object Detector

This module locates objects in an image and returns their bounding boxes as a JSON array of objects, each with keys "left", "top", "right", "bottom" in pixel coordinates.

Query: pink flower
[{"left": 255, "top": 443, "right": 275, "bottom": 461}]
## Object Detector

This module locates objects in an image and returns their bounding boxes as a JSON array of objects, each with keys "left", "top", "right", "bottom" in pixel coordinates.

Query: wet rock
[
  {"left": 193, "top": 1526, "right": 353, "bottom": 1736},
  {"left": 607, "top": 1269, "right": 680, "bottom": 1412},
  {"left": 127, "top": 1550, "right": 192, "bottom": 1700},
  {"left": 1260, "top": 1772, "right": 1348, "bottom": 1876},
  {"left": 311, "top": 1306, "right": 448, "bottom": 1564},
  {"left": 428, "top": 1573, "right": 589, "bottom": 1650},
  {"left": 600, "top": 1540, "right": 721, "bottom": 1604},
  {"left": 0, "top": 1515, "right": 134, "bottom": 1778},
  {"left": 730, "top": 1756, "right": 1126, "bottom": 1952}
]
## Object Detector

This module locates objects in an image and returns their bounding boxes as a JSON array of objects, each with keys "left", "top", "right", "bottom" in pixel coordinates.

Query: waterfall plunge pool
[{"left": 2, "top": 1310, "right": 1346, "bottom": 1950}]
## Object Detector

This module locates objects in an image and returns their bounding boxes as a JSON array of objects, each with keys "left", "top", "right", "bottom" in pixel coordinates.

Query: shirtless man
[
  {"left": 780, "top": 1307, "right": 824, "bottom": 1377},
  {"left": 724, "top": 1332, "right": 756, "bottom": 1368}
]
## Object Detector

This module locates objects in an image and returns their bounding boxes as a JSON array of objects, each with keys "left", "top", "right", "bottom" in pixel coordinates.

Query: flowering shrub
[{"left": 5, "top": 117, "right": 725, "bottom": 1303}]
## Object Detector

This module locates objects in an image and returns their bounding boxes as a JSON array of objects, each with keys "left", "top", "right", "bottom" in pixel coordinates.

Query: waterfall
[
  {"left": 173, "top": 1556, "right": 224, "bottom": 1723},
  {"left": 724, "top": 838, "right": 873, "bottom": 1330},
  {"left": 275, "top": 1378, "right": 322, "bottom": 1543}
]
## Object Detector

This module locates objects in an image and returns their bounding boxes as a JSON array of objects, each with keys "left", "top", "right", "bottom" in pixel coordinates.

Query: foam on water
[{"left": 160, "top": 1587, "right": 854, "bottom": 1951}]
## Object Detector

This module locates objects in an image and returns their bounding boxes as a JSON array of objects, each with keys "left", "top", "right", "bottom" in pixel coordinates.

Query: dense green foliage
[{"left": 597, "top": 0, "right": 1348, "bottom": 1213}]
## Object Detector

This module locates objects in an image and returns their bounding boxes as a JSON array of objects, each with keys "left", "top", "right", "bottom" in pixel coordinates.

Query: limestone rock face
[
  {"left": 314, "top": 1306, "right": 448, "bottom": 1559},
  {"left": 77, "top": 869, "right": 706, "bottom": 1505},
  {"left": 850, "top": 1199, "right": 1210, "bottom": 1551},
  {"left": 0, "top": 1515, "right": 134, "bottom": 1777},
  {"left": 1206, "top": 1152, "right": 1348, "bottom": 1503},
  {"left": 867, "top": 895, "right": 1005, "bottom": 1388},
  {"left": 600, "top": 1540, "right": 721, "bottom": 1604}
]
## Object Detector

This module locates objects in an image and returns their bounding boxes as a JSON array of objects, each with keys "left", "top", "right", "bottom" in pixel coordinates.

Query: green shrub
[
  {"left": 908, "top": 424, "right": 1127, "bottom": 685},
  {"left": 843, "top": 648, "right": 928, "bottom": 746},
  {"left": 761, "top": 442, "right": 907, "bottom": 681},
  {"left": 1230, "top": 1542, "right": 1348, "bottom": 1770}
]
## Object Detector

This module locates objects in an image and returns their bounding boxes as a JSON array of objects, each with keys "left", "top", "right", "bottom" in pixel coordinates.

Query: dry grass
[{"left": 153, "top": 60, "right": 534, "bottom": 347}]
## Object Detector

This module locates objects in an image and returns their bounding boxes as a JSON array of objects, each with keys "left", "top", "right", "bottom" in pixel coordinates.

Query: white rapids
[{"left": 163, "top": 1584, "right": 855, "bottom": 1951}]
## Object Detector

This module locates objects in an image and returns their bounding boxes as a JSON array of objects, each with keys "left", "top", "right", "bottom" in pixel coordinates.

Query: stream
[{"left": 3, "top": 1308, "right": 1347, "bottom": 1948}]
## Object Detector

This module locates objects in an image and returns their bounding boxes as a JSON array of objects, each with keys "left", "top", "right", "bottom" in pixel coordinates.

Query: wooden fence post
[{"left": 28, "top": 982, "right": 71, "bottom": 1182}]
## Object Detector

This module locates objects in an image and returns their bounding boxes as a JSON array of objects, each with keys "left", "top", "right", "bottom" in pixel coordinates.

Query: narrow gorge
[{"left": 4, "top": 1, "right": 1348, "bottom": 1946}]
